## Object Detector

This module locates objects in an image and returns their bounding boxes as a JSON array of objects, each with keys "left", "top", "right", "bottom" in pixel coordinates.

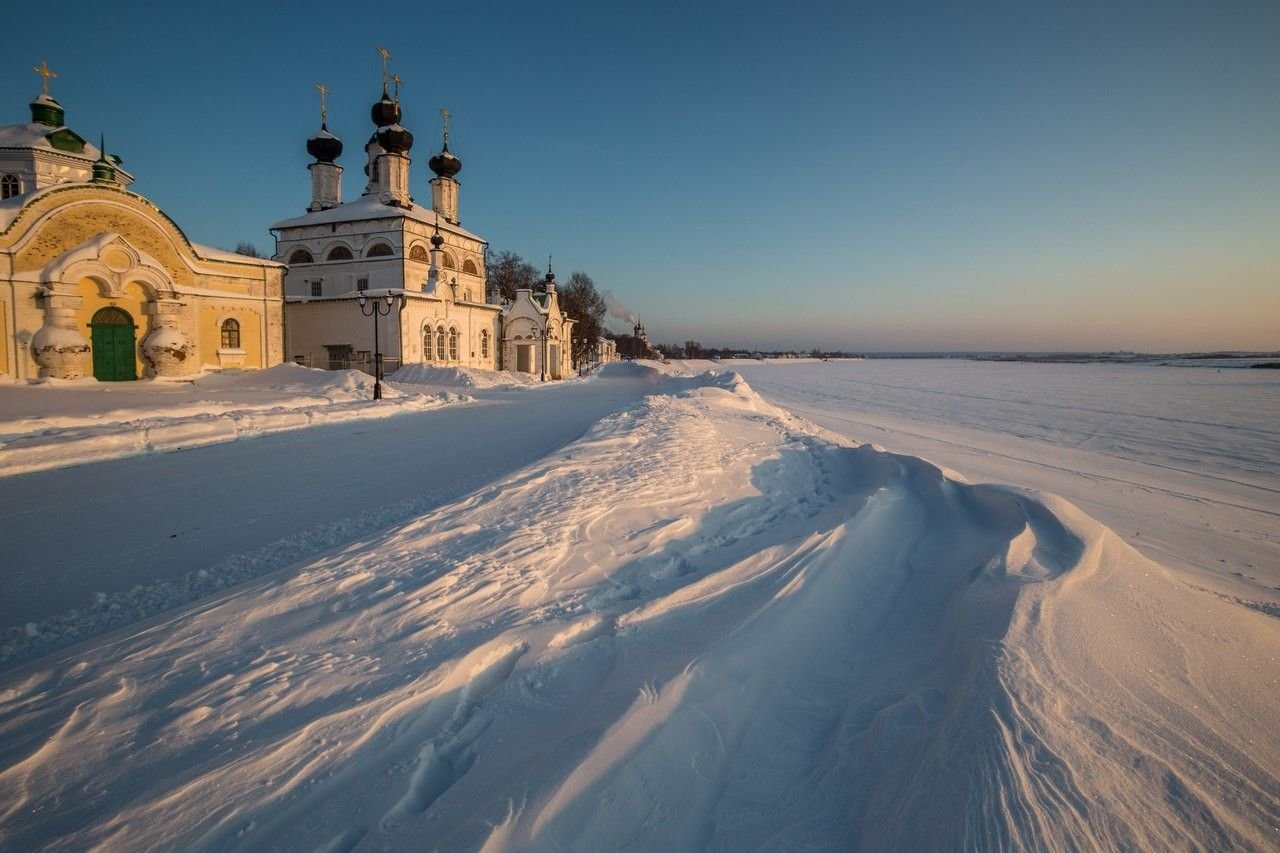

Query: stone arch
[
  {"left": 365, "top": 241, "right": 394, "bottom": 258},
  {"left": 440, "top": 251, "right": 456, "bottom": 270},
  {"left": 462, "top": 258, "right": 478, "bottom": 275},
  {"left": 288, "top": 247, "right": 314, "bottom": 264},
  {"left": 325, "top": 243, "right": 354, "bottom": 261},
  {"left": 408, "top": 244, "right": 429, "bottom": 262}
]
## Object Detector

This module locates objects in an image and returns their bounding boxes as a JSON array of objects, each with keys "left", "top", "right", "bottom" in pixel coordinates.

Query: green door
[{"left": 90, "top": 307, "right": 137, "bottom": 381}]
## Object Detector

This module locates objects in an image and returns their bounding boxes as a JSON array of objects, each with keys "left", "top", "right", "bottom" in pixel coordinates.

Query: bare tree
[
  {"left": 487, "top": 250, "right": 541, "bottom": 303},
  {"left": 559, "top": 271, "right": 607, "bottom": 368},
  {"left": 234, "top": 242, "right": 264, "bottom": 258}
]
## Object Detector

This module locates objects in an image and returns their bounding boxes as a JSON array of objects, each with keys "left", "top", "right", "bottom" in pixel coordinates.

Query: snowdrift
[
  {"left": 388, "top": 364, "right": 540, "bottom": 390},
  {"left": 0, "top": 367, "right": 1275, "bottom": 850},
  {"left": 0, "top": 363, "right": 466, "bottom": 477}
]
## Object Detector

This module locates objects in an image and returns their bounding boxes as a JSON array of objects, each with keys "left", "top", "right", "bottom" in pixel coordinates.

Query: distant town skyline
[{"left": 5, "top": 0, "right": 1276, "bottom": 351}]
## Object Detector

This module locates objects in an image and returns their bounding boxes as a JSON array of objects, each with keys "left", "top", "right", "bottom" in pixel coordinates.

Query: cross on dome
[{"left": 33, "top": 59, "right": 57, "bottom": 97}]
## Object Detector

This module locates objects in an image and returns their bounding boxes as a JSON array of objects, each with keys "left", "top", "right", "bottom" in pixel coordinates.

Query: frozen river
[{"left": 730, "top": 358, "right": 1280, "bottom": 599}]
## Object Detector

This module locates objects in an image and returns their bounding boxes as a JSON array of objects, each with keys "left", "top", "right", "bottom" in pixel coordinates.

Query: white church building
[{"left": 272, "top": 60, "right": 575, "bottom": 381}]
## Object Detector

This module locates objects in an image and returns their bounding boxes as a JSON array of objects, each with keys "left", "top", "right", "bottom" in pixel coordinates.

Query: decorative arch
[
  {"left": 408, "top": 244, "right": 429, "bottom": 262},
  {"left": 288, "top": 247, "right": 314, "bottom": 264},
  {"left": 462, "top": 259, "right": 478, "bottom": 275},
  {"left": 480, "top": 329, "right": 490, "bottom": 358},
  {"left": 365, "top": 242, "right": 394, "bottom": 258},
  {"left": 436, "top": 325, "right": 447, "bottom": 361},
  {"left": 422, "top": 323, "right": 435, "bottom": 361},
  {"left": 44, "top": 233, "right": 174, "bottom": 300},
  {"left": 440, "top": 251, "right": 456, "bottom": 270},
  {"left": 326, "top": 244, "right": 353, "bottom": 261},
  {"left": 448, "top": 327, "right": 459, "bottom": 361}
]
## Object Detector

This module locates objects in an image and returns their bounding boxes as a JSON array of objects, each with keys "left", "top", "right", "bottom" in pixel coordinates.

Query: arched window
[
  {"left": 436, "top": 326, "right": 447, "bottom": 361},
  {"left": 365, "top": 242, "right": 394, "bottom": 258},
  {"left": 327, "top": 245, "right": 353, "bottom": 261},
  {"left": 288, "top": 248, "right": 314, "bottom": 264},
  {"left": 409, "top": 244, "right": 428, "bottom": 262},
  {"left": 220, "top": 318, "right": 241, "bottom": 349},
  {"left": 423, "top": 326, "right": 434, "bottom": 361},
  {"left": 480, "top": 329, "right": 489, "bottom": 358},
  {"left": 1, "top": 174, "right": 19, "bottom": 199},
  {"left": 448, "top": 327, "right": 459, "bottom": 361},
  {"left": 462, "top": 259, "right": 478, "bottom": 275},
  {"left": 440, "top": 252, "right": 456, "bottom": 270}
]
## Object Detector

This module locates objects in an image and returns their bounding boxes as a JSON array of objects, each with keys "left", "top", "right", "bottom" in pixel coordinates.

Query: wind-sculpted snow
[{"left": 0, "top": 367, "right": 1275, "bottom": 850}]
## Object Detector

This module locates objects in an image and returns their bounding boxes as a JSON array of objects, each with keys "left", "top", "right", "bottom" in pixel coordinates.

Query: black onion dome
[
  {"left": 370, "top": 89, "right": 401, "bottom": 128},
  {"left": 376, "top": 123, "right": 413, "bottom": 154},
  {"left": 430, "top": 229, "right": 444, "bottom": 248},
  {"left": 429, "top": 142, "right": 462, "bottom": 178},
  {"left": 306, "top": 124, "right": 343, "bottom": 162}
]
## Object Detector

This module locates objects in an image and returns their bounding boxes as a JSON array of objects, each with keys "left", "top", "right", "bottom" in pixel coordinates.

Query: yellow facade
[{"left": 1, "top": 184, "right": 284, "bottom": 381}]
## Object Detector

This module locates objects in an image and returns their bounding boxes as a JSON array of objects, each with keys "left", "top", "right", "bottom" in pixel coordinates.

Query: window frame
[{"left": 220, "top": 318, "right": 242, "bottom": 350}]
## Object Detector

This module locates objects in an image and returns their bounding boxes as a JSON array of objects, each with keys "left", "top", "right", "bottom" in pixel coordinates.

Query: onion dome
[
  {"left": 430, "top": 227, "right": 444, "bottom": 249},
  {"left": 30, "top": 94, "right": 65, "bottom": 127},
  {"left": 306, "top": 124, "right": 343, "bottom": 163},
  {"left": 376, "top": 122, "right": 413, "bottom": 154},
  {"left": 370, "top": 87, "right": 401, "bottom": 128},
  {"left": 429, "top": 142, "right": 462, "bottom": 178}
]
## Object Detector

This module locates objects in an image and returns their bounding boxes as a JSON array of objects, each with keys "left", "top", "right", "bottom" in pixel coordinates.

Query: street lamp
[{"left": 357, "top": 290, "right": 405, "bottom": 400}]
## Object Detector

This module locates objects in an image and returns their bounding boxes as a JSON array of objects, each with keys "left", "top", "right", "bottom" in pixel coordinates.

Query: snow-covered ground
[{"left": 0, "top": 360, "right": 1276, "bottom": 850}]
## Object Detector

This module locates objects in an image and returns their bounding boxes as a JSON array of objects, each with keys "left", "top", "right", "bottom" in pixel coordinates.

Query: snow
[
  {"left": 270, "top": 193, "right": 485, "bottom": 241},
  {"left": 0, "top": 359, "right": 1276, "bottom": 850}
]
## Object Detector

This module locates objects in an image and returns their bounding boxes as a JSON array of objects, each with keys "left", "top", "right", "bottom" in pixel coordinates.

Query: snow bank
[
  {"left": 388, "top": 363, "right": 540, "bottom": 390},
  {"left": 0, "top": 366, "right": 1275, "bottom": 850},
  {"left": 0, "top": 363, "right": 469, "bottom": 477}
]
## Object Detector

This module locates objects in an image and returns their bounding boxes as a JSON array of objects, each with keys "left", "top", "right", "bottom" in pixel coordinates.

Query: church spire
[
  {"left": 92, "top": 134, "right": 117, "bottom": 183},
  {"left": 306, "top": 83, "right": 344, "bottom": 211}
]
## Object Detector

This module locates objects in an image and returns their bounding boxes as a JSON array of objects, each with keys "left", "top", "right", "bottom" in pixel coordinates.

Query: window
[
  {"left": 441, "top": 252, "right": 456, "bottom": 270},
  {"left": 288, "top": 248, "right": 314, "bottom": 264},
  {"left": 366, "top": 242, "right": 394, "bottom": 258},
  {"left": 310, "top": 280, "right": 322, "bottom": 297},
  {"left": 448, "top": 327, "right": 458, "bottom": 361},
  {"left": 463, "top": 259, "right": 478, "bottom": 275},
  {"left": 480, "top": 330, "right": 489, "bottom": 358},
  {"left": 220, "top": 318, "right": 241, "bottom": 349},
  {"left": 423, "top": 327, "right": 434, "bottom": 361},
  {"left": 1, "top": 174, "right": 20, "bottom": 199},
  {"left": 436, "top": 326, "right": 446, "bottom": 361},
  {"left": 409, "top": 245, "right": 428, "bottom": 262},
  {"left": 327, "top": 245, "right": 353, "bottom": 261},
  {"left": 356, "top": 277, "right": 369, "bottom": 292}
]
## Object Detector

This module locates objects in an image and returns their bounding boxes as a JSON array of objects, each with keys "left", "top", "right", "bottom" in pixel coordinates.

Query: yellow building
[{"left": 0, "top": 68, "right": 284, "bottom": 382}]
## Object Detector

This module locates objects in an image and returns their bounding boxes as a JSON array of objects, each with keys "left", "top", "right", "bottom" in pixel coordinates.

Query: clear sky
[{"left": 5, "top": 0, "right": 1277, "bottom": 352}]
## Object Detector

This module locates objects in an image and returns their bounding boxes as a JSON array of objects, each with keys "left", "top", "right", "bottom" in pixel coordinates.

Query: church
[
  {"left": 0, "top": 63, "right": 285, "bottom": 382},
  {"left": 271, "top": 53, "right": 576, "bottom": 381}
]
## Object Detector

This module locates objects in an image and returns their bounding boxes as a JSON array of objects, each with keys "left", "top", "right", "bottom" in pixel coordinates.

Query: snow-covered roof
[
  {"left": 270, "top": 193, "right": 485, "bottom": 242},
  {"left": 0, "top": 122, "right": 96, "bottom": 157},
  {"left": 189, "top": 241, "right": 286, "bottom": 267}
]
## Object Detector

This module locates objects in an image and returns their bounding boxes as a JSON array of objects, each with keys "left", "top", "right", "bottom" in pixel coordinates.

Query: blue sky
[{"left": 5, "top": 0, "right": 1277, "bottom": 351}]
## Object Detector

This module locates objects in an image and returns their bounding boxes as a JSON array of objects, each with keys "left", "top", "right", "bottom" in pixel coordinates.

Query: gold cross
[
  {"left": 376, "top": 46, "right": 391, "bottom": 90},
  {"left": 440, "top": 107, "right": 451, "bottom": 144},
  {"left": 315, "top": 82, "right": 330, "bottom": 124},
  {"left": 391, "top": 73, "right": 402, "bottom": 106},
  {"left": 33, "top": 59, "right": 57, "bottom": 97}
]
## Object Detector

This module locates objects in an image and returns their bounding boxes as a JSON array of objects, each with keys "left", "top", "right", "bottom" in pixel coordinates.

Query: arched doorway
[{"left": 90, "top": 306, "right": 137, "bottom": 381}]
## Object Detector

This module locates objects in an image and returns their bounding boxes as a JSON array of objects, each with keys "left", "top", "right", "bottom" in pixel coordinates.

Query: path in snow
[
  {"left": 0, "top": 366, "right": 1274, "bottom": 850},
  {"left": 0, "top": 368, "right": 658, "bottom": 662}
]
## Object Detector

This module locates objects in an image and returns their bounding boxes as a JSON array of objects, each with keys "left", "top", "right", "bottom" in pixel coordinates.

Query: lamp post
[{"left": 357, "top": 290, "right": 404, "bottom": 400}]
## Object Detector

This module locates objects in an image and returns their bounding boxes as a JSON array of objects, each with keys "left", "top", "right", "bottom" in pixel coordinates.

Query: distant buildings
[{"left": 0, "top": 65, "right": 284, "bottom": 381}]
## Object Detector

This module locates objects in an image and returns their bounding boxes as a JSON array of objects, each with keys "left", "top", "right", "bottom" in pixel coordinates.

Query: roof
[{"left": 270, "top": 193, "right": 485, "bottom": 242}]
